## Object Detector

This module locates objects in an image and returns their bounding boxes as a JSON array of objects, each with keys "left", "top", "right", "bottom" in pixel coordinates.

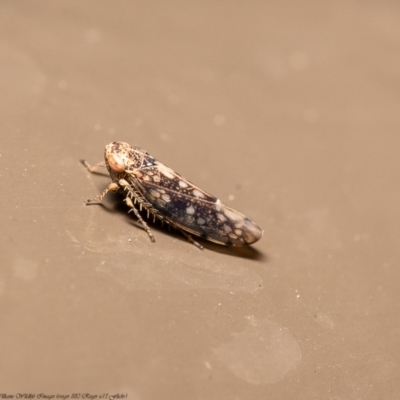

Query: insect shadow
[{"left": 94, "top": 190, "right": 267, "bottom": 262}]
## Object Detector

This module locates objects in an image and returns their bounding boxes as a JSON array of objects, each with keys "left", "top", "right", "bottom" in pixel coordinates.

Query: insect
[{"left": 82, "top": 142, "right": 263, "bottom": 250}]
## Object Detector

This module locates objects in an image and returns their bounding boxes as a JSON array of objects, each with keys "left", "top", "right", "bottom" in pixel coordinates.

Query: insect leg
[
  {"left": 176, "top": 229, "right": 204, "bottom": 250},
  {"left": 85, "top": 182, "right": 120, "bottom": 205},
  {"left": 118, "top": 179, "right": 202, "bottom": 249},
  {"left": 125, "top": 197, "right": 156, "bottom": 243},
  {"left": 81, "top": 160, "right": 109, "bottom": 176},
  {"left": 119, "top": 179, "right": 165, "bottom": 218}
]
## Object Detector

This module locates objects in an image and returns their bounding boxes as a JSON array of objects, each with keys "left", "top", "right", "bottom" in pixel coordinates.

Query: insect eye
[{"left": 107, "top": 153, "right": 125, "bottom": 172}]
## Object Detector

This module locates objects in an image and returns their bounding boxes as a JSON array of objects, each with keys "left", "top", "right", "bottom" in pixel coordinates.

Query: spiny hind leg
[
  {"left": 119, "top": 178, "right": 158, "bottom": 217},
  {"left": 85, "top": 182, "right": 120, "bottom": 205},
  {"left": 125, "top": 197, "right": 156, "bottom": 243},
  {"left": 177, "top": 229, "right": 204, "bottom": 250}
]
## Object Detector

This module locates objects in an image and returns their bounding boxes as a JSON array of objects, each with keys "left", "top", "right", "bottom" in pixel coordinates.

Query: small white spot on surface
[
  {"left": 353, "top": 233, "right": 370, "bottom": 242},
  {"left": 228, "top": 194, "right": 235, "bottom": 201},
  {"left": 204, "top": 361, "right": 212, "bottom": 370},
  {"left": 214, "top": 114, "right": 225, "bottom": 126},
  {"left": 314, "top": 313, "right": 335, "bottom": 330},
  {"left": 197, "top": 217, "right": 205, "bottom": 225},
  {"left": 234, "top": 229, "right": 242, "bottom": 236},
  {"left": 223, "top": 225, "right": 232, "bottom": 233},
  {"left": 84, "top": 28, "right": 101, "bottom": 44},
  {"left": 186, "top": 205, "right": 195, "bottom": 215},
  {"left": 153, "top": 175, "right": 161, "bottom": 183}
]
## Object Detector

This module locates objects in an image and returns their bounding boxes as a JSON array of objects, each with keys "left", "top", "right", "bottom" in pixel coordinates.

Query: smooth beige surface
[{"left": 1, "top": 1, "right": 400, "bottom": 398}]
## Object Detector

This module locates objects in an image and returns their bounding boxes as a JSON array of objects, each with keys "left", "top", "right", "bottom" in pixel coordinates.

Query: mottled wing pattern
[{"left": 130, "top": 160, "right": 262, "bottom": 245}]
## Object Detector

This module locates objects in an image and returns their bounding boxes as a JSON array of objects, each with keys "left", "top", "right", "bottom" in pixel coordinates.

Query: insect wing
[{"left": 133, "top": 167, "right": 262, "bottom": 245}]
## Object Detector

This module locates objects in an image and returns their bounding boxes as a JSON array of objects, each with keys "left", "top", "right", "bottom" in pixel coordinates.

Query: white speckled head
[{"left": 105, "top": 142, "right": 131, "bottom": 173}]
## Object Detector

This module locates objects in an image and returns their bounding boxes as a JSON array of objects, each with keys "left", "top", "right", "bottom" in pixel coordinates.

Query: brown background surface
[{"left": 1, "top": 1, "right": 399, "bottom": 398}]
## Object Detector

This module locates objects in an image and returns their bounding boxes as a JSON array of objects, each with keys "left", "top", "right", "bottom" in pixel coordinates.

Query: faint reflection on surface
[
  {"left": 67, "top": 227, "right": 264, "bottom": 292},
  {"left": 71, "top": 187, "right": 266, "bottom": 292},
  {"left": 83, "top": 190, "right": 267, "bottom": 261},
  {"left": 94, "top": 238, "right": 262, "bottom": 293},
  {"left": 213, "top": 316, "right": 301, "bottom": 384}
]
